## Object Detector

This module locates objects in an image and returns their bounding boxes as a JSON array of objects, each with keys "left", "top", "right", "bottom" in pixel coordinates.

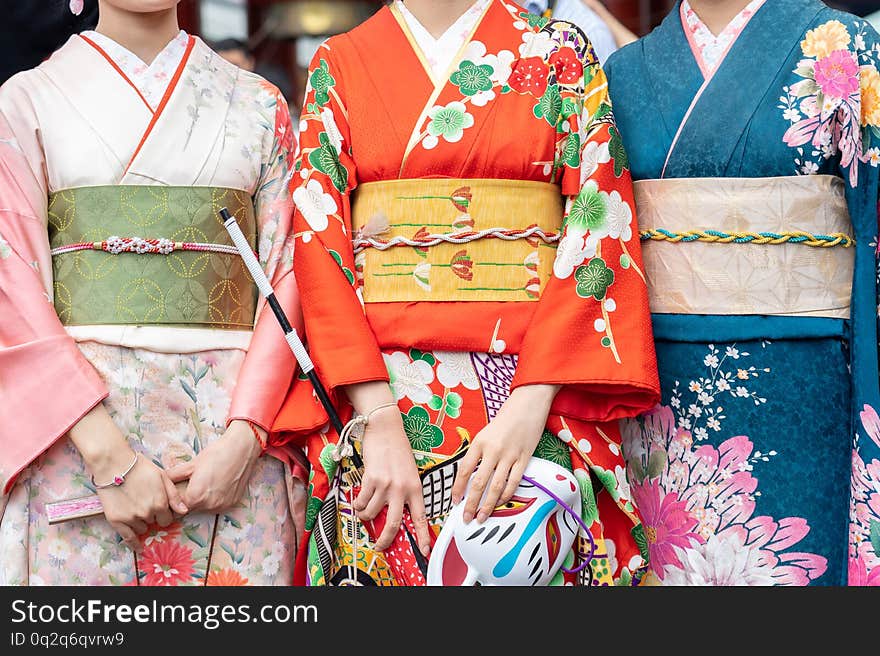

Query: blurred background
[
  {"left": 179, "top": 0, "right": 688, "bottom": 106},
  {"left": 176, "top": 0, "right": 880, "bottom": 111},
  {"left": 2, "top": 1, "right": 878, "bottom": 112}
]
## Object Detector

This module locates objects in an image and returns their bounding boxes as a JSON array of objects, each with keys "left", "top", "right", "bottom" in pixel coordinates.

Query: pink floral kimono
[{"left": 0, "top": 30, "right": 304, "bottom": 585}]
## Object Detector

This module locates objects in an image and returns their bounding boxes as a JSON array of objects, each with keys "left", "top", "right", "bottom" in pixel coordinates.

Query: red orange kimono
[{"left": 274, "top": 0, "right": 659, "bottom": 586}]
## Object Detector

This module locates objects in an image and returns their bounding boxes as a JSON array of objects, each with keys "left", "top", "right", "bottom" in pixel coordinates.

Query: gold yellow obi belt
[
  {"left": 352, "top": 178, "right": 563, "bottom": 303},
  {"left": 634, "top": 175, "right": 854, "bottom": 319},
  {"left": 49, "top": 186, "right": 257, "bottom": 329}
]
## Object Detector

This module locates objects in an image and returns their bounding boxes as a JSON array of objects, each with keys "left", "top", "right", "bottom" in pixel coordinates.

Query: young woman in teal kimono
[{"left": 604, "top": 0, "right": 880, "bottom": 585}]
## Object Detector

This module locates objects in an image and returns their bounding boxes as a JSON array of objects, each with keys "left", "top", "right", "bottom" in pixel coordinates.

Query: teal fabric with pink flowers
[{"left": 605, "top": 0, "right": 880, "bottom": 585}]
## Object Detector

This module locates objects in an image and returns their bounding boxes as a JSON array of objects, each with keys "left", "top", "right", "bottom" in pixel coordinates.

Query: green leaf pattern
[
  {"left": 533, "top": 83, "right": 563, "bottom": 127},
  {"left": 310, "top": 60, "right": 335, "bottom": 107},
  {"left": 308, "top": 132, "right": 347, "bottom": 193}
]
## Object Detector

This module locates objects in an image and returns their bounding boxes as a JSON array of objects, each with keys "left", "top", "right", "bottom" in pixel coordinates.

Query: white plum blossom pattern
[
  {"left": 462, "top": 41, "right": 515, "bottom": 86},
  {"left": 667, "top": 344, "right": 769, "bottom": 434},
  {"left": 384, "top": 351, "right": 436, "bottom": 404},
  {"left": 597, "top": 190, "right": 633, "bottom": 241},
  {"left": 579, "top": 141, "right": 612, "bottom": 183},
  {"left": 293, "top": 179, "right": 338, "bottom": 233},
  {"left": 553, "top": 229, "right": 599, "bottom": 279},
  {"left": 519, "top": 30, "right": 554, "bottom": 58},
  {"left": 435, "top": 351, "right": 480, "bottom": 390}
]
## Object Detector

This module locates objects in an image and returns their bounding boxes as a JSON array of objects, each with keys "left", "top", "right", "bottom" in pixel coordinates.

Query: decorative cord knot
[{"left": 331, "top": 401, "right": 399, "bottom": 462}]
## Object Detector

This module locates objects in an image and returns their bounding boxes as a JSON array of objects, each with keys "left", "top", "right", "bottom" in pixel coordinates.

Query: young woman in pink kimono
[{"left": 0, "top": 0, "right": 304, "bottom": 585}]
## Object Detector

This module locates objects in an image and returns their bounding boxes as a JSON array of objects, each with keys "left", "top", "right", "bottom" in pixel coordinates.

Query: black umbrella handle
[{"left": 221, "top": 208, "right": 363, "bottom": 468}]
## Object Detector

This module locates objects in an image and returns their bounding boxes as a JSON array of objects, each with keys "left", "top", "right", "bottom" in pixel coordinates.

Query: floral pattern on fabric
[
  {"left": 81, "top": 30, "right": 190, "bottom": 110},
  {"left": 606, "top": 0, "right": 880, "bottom": 587},
  {"left": 681, "top": 0, "right": 766, "bottom": 75},
  {"left": 851, "top": 405, "right": 880, "bottom": 585},
  {"left": 296, "top": 3, "right": 645, "bottom": 360},
  {"left": 621, "top": 344, "right": 829, "bottom": 585},
  {"left": 0, "top": 345, "right": 296, "bottom": 586},
  {"left": 780, "top": 18, "right": 880, "bottom": 183},
  {"left": 301, "top": 348, "right": 648, "bottom": 587},
  {"left": 0, "top": 39, "right": 301, "bottom": 584},
  {"left": 283, "top": 0, "right": 657, "bottom": 586}
]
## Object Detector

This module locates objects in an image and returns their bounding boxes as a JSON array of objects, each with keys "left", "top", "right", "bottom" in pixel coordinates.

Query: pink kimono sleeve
[
  {"left": 0, "top": 102, "right": 107, "bottom": 494},
  {"left": 227, "top": 87, "right": 302, "bottom": 432}
]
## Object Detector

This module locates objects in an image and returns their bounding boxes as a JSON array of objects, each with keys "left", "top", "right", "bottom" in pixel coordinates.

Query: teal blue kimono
[{"left": 605, "top": 0, "right": 880, "bottom": 585}]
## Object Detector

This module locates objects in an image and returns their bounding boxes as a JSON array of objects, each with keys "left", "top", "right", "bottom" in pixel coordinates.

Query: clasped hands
[{"left": 71, "top": 404, "right": 263, "bottom": 552}]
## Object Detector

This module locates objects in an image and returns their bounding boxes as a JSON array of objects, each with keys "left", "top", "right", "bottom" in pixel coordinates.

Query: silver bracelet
[{"left": 91, "top": 452, "right": 139, "bottom": 489}]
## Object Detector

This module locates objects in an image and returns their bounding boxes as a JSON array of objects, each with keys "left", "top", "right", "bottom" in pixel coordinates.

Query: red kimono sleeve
[
  {"left": 272, "top": 47, "right": 388, "bottom": 437},
  {"left": 511, "top": 61, "right": 659, "bottom": 421}
]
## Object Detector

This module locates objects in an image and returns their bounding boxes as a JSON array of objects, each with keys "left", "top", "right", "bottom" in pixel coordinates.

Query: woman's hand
[
  {"left": 166, "top": 420, "right": 263, "bottom": 514},
  {"left": 344, "top": 381, "right": 432, "bottom": 557},
  {"left": 451, "top": 384, "right": 560, "bottom": 524},
  {"left": 69, "top": 404, "right": 187, "bottom": 552}
]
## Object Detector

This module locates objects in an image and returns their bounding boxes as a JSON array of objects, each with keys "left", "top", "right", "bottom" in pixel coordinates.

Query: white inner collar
[
  {"left": 81, "top": 30, "right": 189, "bottom": 109},
  {"left": 395, "top": 0, "right": 491, "bottom": 80}
]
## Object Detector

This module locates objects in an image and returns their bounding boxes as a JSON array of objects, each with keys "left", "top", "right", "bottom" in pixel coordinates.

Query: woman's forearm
[
  {"left": 343, "top": 380, "right": 397, "bottom": 416},
  {"left": 67, "top": 403, "right": 136, "bottom": 477},
  {"left": 507, "top": 383, "right": 561, "bottom": 417}
]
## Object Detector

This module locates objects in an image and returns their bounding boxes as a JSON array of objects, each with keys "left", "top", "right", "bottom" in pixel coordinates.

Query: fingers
[
  {"left": 352, "top": 479, "right": 376, "bottom": 513},
  {"left": 356, "top": 485, "right": 387, "bottom": 522},
  {"left": 162, "top": 472, "right": 189, "bottom": 515},
  {"left": 375, "top": 498, "right": 403, "bottom": 551},
  {"left": 462, "top": 458, "right": 495, "bottom": 524},
  {"left": 477, "top": 459, "right": 515, "bottom": 523},
  {"left": 153, "top": 506, "right": 174, "bottom": 528},
  {"left": 451, "top": 443, "right": 481, "bottom": 505},
  {"left": 407, "top": 492, "right": 432, "bottom": 557},
  {"left": 129, "top": 518, "right": 148, "bottom": 537},
  {"left": 181, "top": 472, "right": 207, "bottom": 511},
  {"left": 500, "top": 458, "right": 528, "bottom": 506},
  {"left": 113, "top": 523, "right": 141, "bottom": 553},
  {"left": 165, "top": 461, "right": 195, "bottom": 484},
  {"left": 182, "top": 489, "right": 205, "bottom": 513}
]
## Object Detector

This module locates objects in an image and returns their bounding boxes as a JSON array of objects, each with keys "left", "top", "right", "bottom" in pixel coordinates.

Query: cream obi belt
[
  {"left": 635, "top": 175, "right": 854, "bottom": 319},
  {"left": 352, "top": 178, "right": 564, "bottom": 303},
  {"left": 49, "top": 186, "right": 257, "bottom": 328}
]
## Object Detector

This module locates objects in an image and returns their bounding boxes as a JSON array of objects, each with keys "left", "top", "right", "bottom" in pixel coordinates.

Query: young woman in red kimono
[{"left": 273, "top": 0, "right": 659, "bottom": 586}]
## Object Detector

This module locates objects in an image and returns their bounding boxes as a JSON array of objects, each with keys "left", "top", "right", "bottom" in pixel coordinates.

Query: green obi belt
[{"left": 49, "top": 186, "right": 258, "bottom": 329}]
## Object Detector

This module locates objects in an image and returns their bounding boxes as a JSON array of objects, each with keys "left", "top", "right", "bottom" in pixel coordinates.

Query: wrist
[
  {"left": 508, "top": 384, "right": 560, "bottom": 412},
  {"left": 68, "top": 405, "right": 135, "bottom": 473},
  {"left": 229, "top": 419, "right": 266, "bottom": 456},
  {"left": 344, "top": 381, "right": 396, "bottom": 417},
  {"left": 360, "top": 402, "right": 401, "bottom": 430}
]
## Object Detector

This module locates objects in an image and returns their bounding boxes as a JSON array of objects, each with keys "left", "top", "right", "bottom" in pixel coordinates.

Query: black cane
[{"left": 220, "top": 207, "right": 363, "bottom": 468}]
